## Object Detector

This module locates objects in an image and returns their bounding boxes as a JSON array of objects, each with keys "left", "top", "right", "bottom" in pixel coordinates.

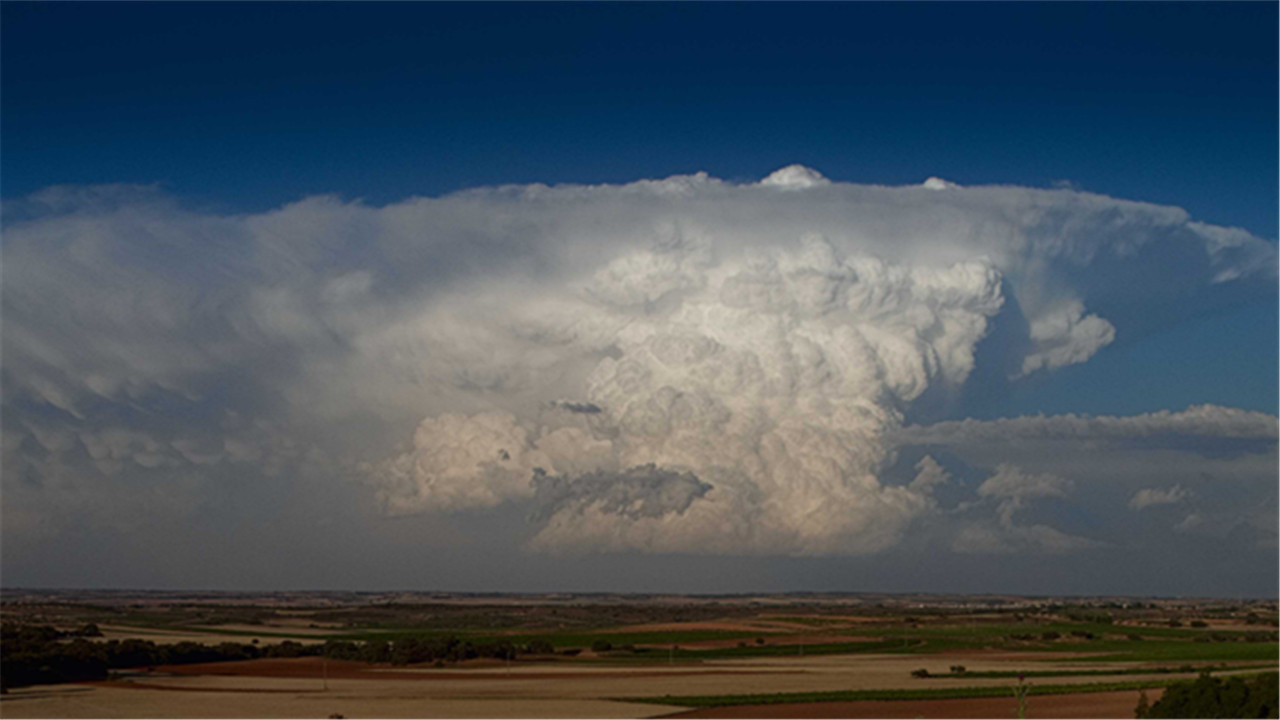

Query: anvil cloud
[{"left": 2, "top": 167, "right": 1275, "bottom": 561}]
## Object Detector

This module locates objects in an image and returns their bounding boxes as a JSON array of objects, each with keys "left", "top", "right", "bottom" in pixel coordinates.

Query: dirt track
[{"left": 663, "top": 688, "right": 1165, "bottom": 719}]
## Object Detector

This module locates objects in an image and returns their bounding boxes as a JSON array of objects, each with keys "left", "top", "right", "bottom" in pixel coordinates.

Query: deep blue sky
[
  {"left": 2, "top": 3, "right": 1278, "bottom": 596},
  {"left": 3, "top": 1, "right": 1277, "bottom": 415}
]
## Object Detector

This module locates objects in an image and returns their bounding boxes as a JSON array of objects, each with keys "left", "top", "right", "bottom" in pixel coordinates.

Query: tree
[{"left": 1140, "top": 672, "right": 1278, "bottom": 719}]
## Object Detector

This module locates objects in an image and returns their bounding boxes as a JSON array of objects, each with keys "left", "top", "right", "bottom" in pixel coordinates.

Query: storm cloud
[{"left": 2, "top": 167, "right": 1275, "bottom": 564}]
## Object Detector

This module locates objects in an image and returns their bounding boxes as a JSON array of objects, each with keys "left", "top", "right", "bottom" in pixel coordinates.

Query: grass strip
[
  {"left": 926, "top": 663, "right": 1277, "bottom": 680},
  {"left": 621, "top": 674, "right": 1276, "bottom": 708},
  {"left": 1055, "top": 641, "right": 1279, "bottom": 663}
]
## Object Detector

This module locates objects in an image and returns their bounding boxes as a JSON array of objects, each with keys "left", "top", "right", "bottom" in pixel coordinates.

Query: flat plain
[{"left": 2, "top": 591, "right": 1276, "bottom": 718}]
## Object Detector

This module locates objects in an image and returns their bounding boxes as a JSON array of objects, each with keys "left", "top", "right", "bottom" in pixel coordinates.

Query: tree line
[{"left": 0, "top": 623, "right": 559, "bottom": 690}]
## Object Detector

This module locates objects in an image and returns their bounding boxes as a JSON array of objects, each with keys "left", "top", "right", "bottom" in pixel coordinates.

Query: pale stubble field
[{"left": 1, "top": 652, "right": 1245, "bottom": 719}]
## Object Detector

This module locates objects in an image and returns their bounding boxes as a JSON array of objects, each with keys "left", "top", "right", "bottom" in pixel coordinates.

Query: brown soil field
[
  {"left": 757, "top": 615, "right": 880, "bottom": 624},
  {"left": 664, "top": 688, "right": 1166, "bottom": 719},
  {"left": 605, "top": 621, "right": 809, "bottom": 635},
  {"left": 189, "top": 623, "right": 343, "bottom": 636},
  {"left": 150, "top": 657, "right": 804, "bottom": 682},
  {"left": 933, "top": 650, "right": 1112, "bottom": 660},
  {"left": 96, "top": 625, "right": 327, "bottom": 646},
  {"left": 106, "top": 654, "right": 1233, "bottom": 700},
  {"left": 4, "top": 650, "right": 1265, "bottom": 719},
  {"left": 0, "top": 684, "right": 682, "bottom": 719}
]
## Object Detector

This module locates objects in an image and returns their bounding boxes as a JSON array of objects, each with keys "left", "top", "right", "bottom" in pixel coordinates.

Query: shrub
[
  {"left": 524, "top": 640, "right": 554, "bottom": 655},
  {"left": 1190, "top": 620, "right": 1208, "bottom": 628},
  {"left": 590, "top": 640, "right": 613, "bottom": 653},
  {"left": 1128, "top": 633, "right": 1144, "bottom": 641},
  {"left": 1139, "top": 671, "right": 1278, "bottom": 718},
  {"left": 1041, "top": 631, "right": 1060, "bottom": 641},
  {"left": 949, "top": 665, "right": 966, "bottom": 674},
  {"left": 910, "top": 668, "right": 930, "bottom": 678}
]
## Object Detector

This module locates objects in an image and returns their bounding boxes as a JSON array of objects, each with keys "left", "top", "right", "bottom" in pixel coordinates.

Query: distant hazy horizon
[{"left": 4, "top": 589, "right": 1277, "bottom": 603}]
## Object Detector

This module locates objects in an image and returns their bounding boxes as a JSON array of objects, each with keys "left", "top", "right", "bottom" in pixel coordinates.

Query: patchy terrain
[{"left": 2, "top": 591, "right": 1275, "bottom": 718}]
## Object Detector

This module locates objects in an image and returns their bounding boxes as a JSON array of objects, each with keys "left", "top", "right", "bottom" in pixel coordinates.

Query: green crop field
[{"left": 623, "top": 673, "right": 1279, "bottom": 708}]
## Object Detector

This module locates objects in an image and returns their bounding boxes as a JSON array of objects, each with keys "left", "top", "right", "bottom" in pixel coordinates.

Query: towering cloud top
[{"left": 3, "top": 168, "right": 1275, "bottom": 557}]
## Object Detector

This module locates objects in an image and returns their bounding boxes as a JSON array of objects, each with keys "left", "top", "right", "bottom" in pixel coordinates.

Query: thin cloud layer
[
  {"left": 2, "top": 168, "right": 1276, "bottom": 559},
  {"left": 900, "top": 405, "right": 1278, "bottom": 446}
]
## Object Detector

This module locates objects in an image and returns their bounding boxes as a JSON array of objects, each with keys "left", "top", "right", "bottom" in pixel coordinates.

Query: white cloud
[
  {"left": 1020, "top": 299, "right": 1116, "bottom": 375},
  {"left": 760, "top": 164, "right": 832, "bottom": 190},
  {"left": 900, "top": 404, "right": 1278, "bottom": 446},
  {"left": 978, "top": 463, "right": 1071, "bottom": 500},
  {"left": 908, "top": 455, "right": 951, "bottom": 493},
  {"left": 1129, "top": 485, "right": 1191, "bottom": 511},
  {"left": 955, "top": 464, "right": 1098, "bottom": 555},
  {"left": 922, "top": 177, "right": 960, "bottom": 191},
  {"left": 2, "top": 168, "right": 1275, "bottom": 556}
]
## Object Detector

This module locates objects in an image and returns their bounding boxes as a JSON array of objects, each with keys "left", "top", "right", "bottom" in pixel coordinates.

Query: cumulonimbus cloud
[{"left": 2, "top": 167, "right": 1275, "bottom": 556}]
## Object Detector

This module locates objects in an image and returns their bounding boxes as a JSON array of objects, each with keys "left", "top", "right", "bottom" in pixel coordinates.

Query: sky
[{"left": 1, "top": 2, "right": 1276, "bottom": 597}]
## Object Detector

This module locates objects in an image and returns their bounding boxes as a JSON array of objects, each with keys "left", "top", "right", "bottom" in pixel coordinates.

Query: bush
[
  {"left": 911, "top": 668, "right": 930, "bottom": 678},
  {"left": 1139, "top": 672, "right": 1278, "bottom": 718},
  {"left": 949, "top": 665, "right": 966, "bottom": 674},
  {"left": 1190, "top": 620, "right": 1208, "bottom": 628},
  {"left": 524, "top": 640, "right": 554, "bottom": 655},
  {"left": 1041, "top": 631, "right": 1060, "bottom": 641},
  {"left": 590, "top": 640, "right": 613, "bottom": 653}
]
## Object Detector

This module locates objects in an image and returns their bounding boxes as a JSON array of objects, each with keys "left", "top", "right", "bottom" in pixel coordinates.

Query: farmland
[{"left": 2, "top": 590, "right": 1276, "bottom": 718}]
